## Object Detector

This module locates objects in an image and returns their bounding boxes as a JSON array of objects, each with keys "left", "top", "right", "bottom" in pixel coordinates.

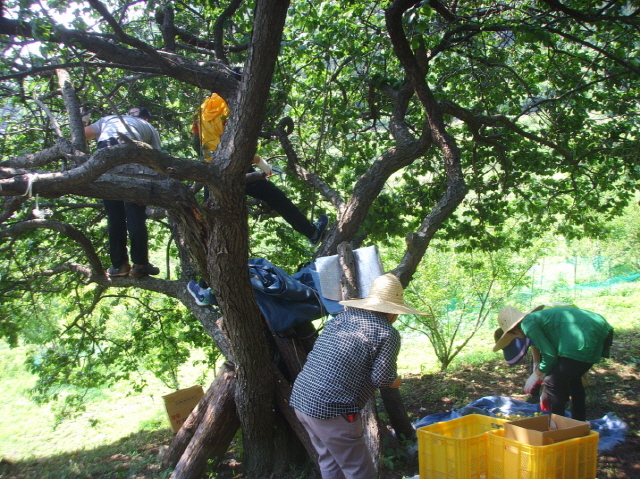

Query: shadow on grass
[{"left": 0, "top": 428, "right": 175, "bottom": 479}]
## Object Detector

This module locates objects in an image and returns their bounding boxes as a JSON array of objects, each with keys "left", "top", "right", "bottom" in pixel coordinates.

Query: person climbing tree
[
  {"left": 84, "top": 106, "right": 161, "bottom": 278},
  {"left": 192, "top": 92, "right": 328, "bottom": 244}
]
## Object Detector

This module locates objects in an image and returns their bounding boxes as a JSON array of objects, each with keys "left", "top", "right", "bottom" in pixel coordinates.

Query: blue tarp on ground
[{"left": 414, "top": 396, "right": 628, "bottom": 453}]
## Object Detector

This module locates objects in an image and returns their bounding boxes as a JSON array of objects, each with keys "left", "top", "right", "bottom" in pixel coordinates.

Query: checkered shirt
[{"left": 289, "top": 307, "right": 401, "bottom": 419}]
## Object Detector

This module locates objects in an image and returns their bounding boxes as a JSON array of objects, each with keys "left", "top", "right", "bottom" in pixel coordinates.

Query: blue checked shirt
[{"left": 290, "top": 308, "right": 401, "bottom": 419}]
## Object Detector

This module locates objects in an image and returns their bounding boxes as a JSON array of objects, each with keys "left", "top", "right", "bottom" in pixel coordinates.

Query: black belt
[{"left": 97, "top": 137, "right": 121, "bottom": 149}]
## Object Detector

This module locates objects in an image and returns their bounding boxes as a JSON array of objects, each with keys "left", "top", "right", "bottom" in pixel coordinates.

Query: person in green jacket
[{"left": 493, "top": 305, "right": 613, "bottom": 420}]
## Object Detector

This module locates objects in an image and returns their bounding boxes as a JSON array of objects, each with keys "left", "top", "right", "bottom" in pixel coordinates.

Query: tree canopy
[{"left": 1, "top": 0, "right": 639, "bottom": 475}]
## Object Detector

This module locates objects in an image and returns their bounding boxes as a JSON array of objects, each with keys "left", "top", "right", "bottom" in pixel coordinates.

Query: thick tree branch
[
  {"left": 55, "top": 66, "right": 86, "bottom": 155},
  {"left": 0, "top": 219, "right": 104, "bottom": 274},
  {"left": 318, "top": 137, "right": 431, "bottom": 258},
  {"left": 316, "top": 62, "right": 433, "bottom": 256},
  {"left": 0, "top": 143, "right": 223, "bottom": 200},
  {"left": 0, "top": 18, "right": 239, "bottom": 97},
  {"left": 86, "top": 0, "right": 174, "bottom": 70},
  {"left": 0, "top": 137, "right": 86, "bottom": 168},
  {"left": 386, "top": 0, "right": 468, "bottom": 287}
]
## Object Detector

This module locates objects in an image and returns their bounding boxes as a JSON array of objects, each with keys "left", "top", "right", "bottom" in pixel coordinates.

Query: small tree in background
[
  {"left": 398, "top": 242, "right": 542, "bottom": 371},
  {"left": 601, "top": 202, "right": 640, "bottom": 276}
]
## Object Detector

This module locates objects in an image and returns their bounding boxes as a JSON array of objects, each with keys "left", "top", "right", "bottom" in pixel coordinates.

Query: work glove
[
  {"left": 256, "top": 157, "right": 273, "bottom": 176},
  {"left": 540, "top": 387, "right": 550, "bottom": 412},
  {"left": 524, "top": 364, "right": 544, "bottom": 394}
]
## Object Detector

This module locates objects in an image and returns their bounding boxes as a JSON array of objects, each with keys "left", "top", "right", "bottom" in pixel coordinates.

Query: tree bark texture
[
  {"left": 273, "top": 367, "right": 320, "bottom": 469},
  {"left": 207, "top": 197, "right": 276, "bottom": 476},
  {"left": 168, "top": 362, "right": 240, "bottom": 479},
  {"left": 338, "top": 242, "right": 358, "bottom": 299},
  {"left": 204, "top": 1, "right": 291, "bottom": 474},
  {"left": 385, "top": 0, "right": 468, "bottom": 287},
  {"left": 361, "top": 399, "right": 384, "bottom": 477}
]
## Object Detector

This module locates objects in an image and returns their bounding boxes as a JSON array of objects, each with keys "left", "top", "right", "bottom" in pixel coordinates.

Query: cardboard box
[
  {"left": 163, "top": 385, "right": 205, "bottom": 433},
  {"left": 504, "top": 414, "right": 590, "bottom": 446}
]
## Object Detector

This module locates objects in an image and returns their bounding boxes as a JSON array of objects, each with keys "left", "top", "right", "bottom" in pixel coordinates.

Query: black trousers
[
  {"left": 544, "top": 357, "right": 593, "bottom": 421},
  {"left": 103, "top": 199, "right": 149, "bottom": 267},
  {"left": 204, "top": 179, "right": 314, "bottom": 239},
  {"left": 245, "top": 179, "right": 315, "bottom": 239},
  {"left": 98, "top": 139, "right": 149, "bottom": 268}
]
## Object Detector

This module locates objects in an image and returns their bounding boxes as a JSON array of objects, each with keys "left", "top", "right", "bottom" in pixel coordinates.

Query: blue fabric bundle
[{"left": 249, "top": 258, "right": 326, "bottom": 332}]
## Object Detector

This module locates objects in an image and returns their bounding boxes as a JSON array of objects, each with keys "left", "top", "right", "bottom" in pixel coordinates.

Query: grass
[
  {"left": 1, "top": 282, "right": 639, "bottom": 478},
  {"left": 0, "top": 345, "right": 216, "bottom": 463}
]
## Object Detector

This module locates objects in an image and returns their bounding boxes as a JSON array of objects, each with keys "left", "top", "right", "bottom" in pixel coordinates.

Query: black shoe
[
  {"left": 129, "top": 263, "right": 160, "bottom": 278},
  {"left": 310, "top": 214, "right": 329, "bottom": 245},
  {"left": 107, "top": 263, "right": 130, "bottom": 277}
]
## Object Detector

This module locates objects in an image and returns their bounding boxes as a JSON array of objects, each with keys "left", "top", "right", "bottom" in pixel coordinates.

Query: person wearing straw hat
[
  {"left": 290, "top": 273, "right": 427, "bottom": 479},
  {"left": 493, "top": 304, "right": 613, "bottom": 420}
]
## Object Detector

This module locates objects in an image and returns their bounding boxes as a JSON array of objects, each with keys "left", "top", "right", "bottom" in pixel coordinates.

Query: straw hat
[
  {"left": 492, "top": 305, "right": 544, "bottom": 352},
  {"left": 493, "top": 302, "right": 577, "bottom": 352},
  {"left": 339, "top": 273, "right": 428, "bottom": 316}
]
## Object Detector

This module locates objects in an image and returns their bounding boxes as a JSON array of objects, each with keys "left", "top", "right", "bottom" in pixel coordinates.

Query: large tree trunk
[
  {"left": 208, "top": 207, "right": 276, "bottom": 476},
  {"left": 202, "top": 0, "right": 292, "bottom": 474},
  {"left": 168, "top": 362, "right": 240, "bottom": 479}
]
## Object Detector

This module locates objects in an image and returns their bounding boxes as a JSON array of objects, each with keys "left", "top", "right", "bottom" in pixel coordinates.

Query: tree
[
  {"left": 394, "top": 236, "right": 544, "bottom": 371},
  {"left": 1, "top": 0, "right": 639, "bottom": 476}
]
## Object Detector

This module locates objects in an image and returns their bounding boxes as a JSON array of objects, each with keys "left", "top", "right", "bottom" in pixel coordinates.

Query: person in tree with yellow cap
[
  {"left": 186, "top": 93, "right": 329, "bottom": 306},
  {"left": 493, "top": 304, "right": 613, "bottom": 420},
  {"left": 191, "top": 92, "right": 328, "bottom": 244}
]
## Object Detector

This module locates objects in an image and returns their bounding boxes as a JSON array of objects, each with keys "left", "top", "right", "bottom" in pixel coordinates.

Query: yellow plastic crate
[
  {"left": 487, "top": 429, "right": 599, "bottom": 479},
  {"left": 417, "top": 414, "right": 507, "bottom": 479}
]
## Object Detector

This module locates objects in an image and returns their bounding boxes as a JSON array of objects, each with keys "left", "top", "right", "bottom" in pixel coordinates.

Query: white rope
[{"left": 20, "top": 173, "right": 35, "bottom": 198}]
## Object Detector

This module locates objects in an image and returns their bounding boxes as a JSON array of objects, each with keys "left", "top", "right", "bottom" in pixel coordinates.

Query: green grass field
[{"left": 0, "top": 345, "right": 216, "bottom": 461}]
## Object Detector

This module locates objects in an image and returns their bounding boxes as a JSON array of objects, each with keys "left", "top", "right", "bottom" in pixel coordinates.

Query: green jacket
[{"left": 521, "top": 307, "right": 613, "bottom": 374}]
